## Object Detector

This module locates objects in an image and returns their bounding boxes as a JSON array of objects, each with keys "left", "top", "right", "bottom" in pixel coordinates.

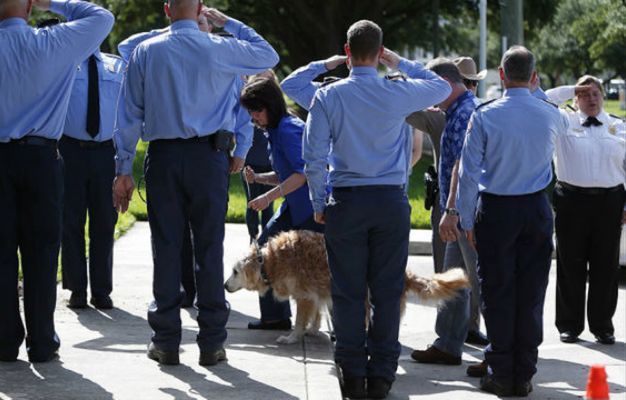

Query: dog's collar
[{"left": 254, "top": 245, "right": 271, "bottom": 285}]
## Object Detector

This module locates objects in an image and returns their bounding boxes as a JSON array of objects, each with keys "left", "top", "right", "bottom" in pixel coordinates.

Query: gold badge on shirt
[{"left": 608, "top": 124, "right": 617, "bottom": 135}]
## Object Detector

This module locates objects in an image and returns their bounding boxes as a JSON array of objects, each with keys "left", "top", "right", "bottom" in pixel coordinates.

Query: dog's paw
[{"left": 276, "top": 333, "right": 301, "bottom": 344}]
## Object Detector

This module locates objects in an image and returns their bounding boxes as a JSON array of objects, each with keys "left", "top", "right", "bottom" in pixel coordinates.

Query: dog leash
[{"left": 252, "top": 238, "right": 271, "bottom": 285}]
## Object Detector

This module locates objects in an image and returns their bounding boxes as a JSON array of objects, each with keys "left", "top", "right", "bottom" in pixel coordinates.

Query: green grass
[{"left": 605, "top": 99, "right": 626, "bottom": 118}]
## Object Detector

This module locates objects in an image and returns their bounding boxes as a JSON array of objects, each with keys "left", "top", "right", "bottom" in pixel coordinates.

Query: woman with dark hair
[{"left": 240, "top": 77, "right": 324, "bottom": 330}]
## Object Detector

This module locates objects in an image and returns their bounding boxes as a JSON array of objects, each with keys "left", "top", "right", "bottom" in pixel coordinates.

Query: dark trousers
[
  {"left": 181, "top": 224, "right": 195, "bottom": 301},
  {"left": 145, "top": 139, "right": 229, "bottom": 352},
  {"left": 0, "top": 142, "right": 62, "bottom": 361},
  {"left": 241, "top": 164, "right": 274, "bottom": 241},
  {"left": 59, "top": 138, "right": 118, "bottom": 298},
  {"left": 256, "top": 206, "right": 324, "bottom": 321},
  {"left": 475, "top": 191, "right": 553, "bottom": 386},
  {"left": 554, "top": 184, "right": 624, "bottom": 336},
  {"left": 325, "top": 187, "right": 410, "bottom": 382}
]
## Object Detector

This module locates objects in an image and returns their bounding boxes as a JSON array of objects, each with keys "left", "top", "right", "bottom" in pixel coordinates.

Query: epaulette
[
  {"left": 385, "top": 72, "right": 407, "bottom": 81},
  {"left": 214, "top": 31, "right": 234, "bottom": 38},
  {"left": 566, "top": 104, "right": 577, "bottom": 112},
  {"left": 541, "top": 99, "right": 559, "bottom": 108},
  {"left": 609, "top": 113, "right": 625, "bottom": 122},
  {"left": 320, "top": 76, "right": 342, "bottom": 87},
  {"left": 475, "top": 98, "right": 497, "bottom": 110}
]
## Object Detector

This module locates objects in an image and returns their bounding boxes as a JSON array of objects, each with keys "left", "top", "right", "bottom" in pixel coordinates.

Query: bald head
[
  {"left": 0, "top": 0, "right": 30, "bottom": 19},
  {"left": 164, "top": 0, "right": 201, "bottom": 22}
]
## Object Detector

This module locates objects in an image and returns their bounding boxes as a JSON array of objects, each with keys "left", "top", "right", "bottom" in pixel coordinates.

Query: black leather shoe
[
  {"left": 594, "top": 332, "right": 615, "bottom": 345},
  {"left": 514, "top": 381, "right": 533, "bottom": 397},
  {"left": 367, "top": 377, "right": 392, "bottom": 399},
  {"left": 559, "top": 331, "right": 579, "bottom": 343},
  {"left": 466, "top": 360, "right": 488, "bottom": 377},
  {"left": 480, "top": 375, "right": 514, "bottom": 397},
  {"left": 147, "top": 342, "right": 179, "bottom": 365},
  {"left": 68, "top": 293, "right": 87, "bottom": 309},
  {"left": 410, "top": 346, "right": 461, "bottom": 365},
  {"left": 90, "top": 296, "right": 113, "bottom": 310},
  {"left": 341, "top": 376, "right": 366, "bottom": 399},
  {"left": 29, "top": 350, "right": 59, "bottom": 363},
  {"left": 247, "top": 319, "right": 291, "bottom": 330},
  {"left": 466, "top": 330, "right": 489, "bottom": 346},
  {"left": 199, "top": 347, "right": 227, "bottom": 366}
]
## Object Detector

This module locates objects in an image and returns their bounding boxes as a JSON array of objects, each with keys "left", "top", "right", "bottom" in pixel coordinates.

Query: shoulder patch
[
  {"left": 320, "top": 76, "right": 342, "bottom": 88},
  {"left": 541, "top": 99, "right": 559, "bottom": 108},
  {"left": 609, "top": 113, "right": 625, "bottom": 122},
  {"left": 475, "top": 98, "right": 497, "bottom": 110}
]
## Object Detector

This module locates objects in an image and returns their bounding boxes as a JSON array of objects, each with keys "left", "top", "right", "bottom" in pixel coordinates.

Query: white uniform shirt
[{"left": 545, "top": 85, "right": 626, "bottom": 189}]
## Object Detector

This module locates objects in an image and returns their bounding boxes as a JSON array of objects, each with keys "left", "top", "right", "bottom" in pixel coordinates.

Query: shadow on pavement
[{"left": 0, "top": 359, "right": 114, "bottom": 400}]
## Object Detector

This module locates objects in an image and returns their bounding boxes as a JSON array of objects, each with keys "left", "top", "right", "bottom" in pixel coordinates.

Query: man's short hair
[
  {"left": 167, "top": 0, "right": 199, "bottom": 8},
  {"left": 500, "top": 45, "right": 535, "bottom": 83},
  {"left": 347, "top": 20, "right": 382, "bottom": 61},
  {"left": 240, "top": 77, "right": 288, "bottom": 129},
  {"left": 576, "top": 74, "right": 604, "bottom": 96},
  {"left": 426, "top": 57, "right": 464, "bottom": 84}
]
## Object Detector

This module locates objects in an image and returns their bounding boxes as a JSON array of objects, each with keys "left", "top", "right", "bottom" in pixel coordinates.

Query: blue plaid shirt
[{"left": 438, "top": 90, "right": 478, "bottom": 208}]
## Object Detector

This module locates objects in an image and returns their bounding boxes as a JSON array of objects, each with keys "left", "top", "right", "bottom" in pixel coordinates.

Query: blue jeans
[{"left": 433, "top": 232, "right": 477, "bottom": 357}]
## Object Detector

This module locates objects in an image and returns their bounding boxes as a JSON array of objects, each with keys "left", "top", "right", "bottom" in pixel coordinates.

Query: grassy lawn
[
  {"left": 126, "top": 141, "right": 433, "bottom": 229},
  {"left": 605, "top": 99, "right": 626, "bottom": 118}
]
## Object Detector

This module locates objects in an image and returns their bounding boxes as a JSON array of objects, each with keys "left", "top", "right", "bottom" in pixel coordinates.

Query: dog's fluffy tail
[{"left": 404, "top": 268, "right": 470, "bottom": 303}]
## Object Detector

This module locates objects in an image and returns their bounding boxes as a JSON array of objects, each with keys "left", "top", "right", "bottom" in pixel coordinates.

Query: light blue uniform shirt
[
  {"left": 0, "top": 0, "right": 114, "bottom": 141},
  {"left": 63, "top": 52, "right": 125, "bottom": 142},
  {"left": 456, "top": 88, "right": 569, "bottom": 230},
  {"left": 303, "top": 59, "right": 451, "bottom": 213},
  {"left": 119, "top": 28, "right": 254, "bottom": 160},
  {"left": 281, "top": 60, "right": 327, "bottom": 110},
  {"left": 114, "top": 18, "right": 274, "bottom": 175}
]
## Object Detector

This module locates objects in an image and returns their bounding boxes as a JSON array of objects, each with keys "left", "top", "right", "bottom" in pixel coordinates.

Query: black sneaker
[
  {"left": 367, "top": 377, "right": 392, "bottom": 399},
  {"left": 90, "top": 296, "right": 113, "bottom": 310},
  {"left": 341, "top": 376, "right": 366, "bottom": 399},
  {"left": 199, "top": 347, "right": 227, "bottom": 366},
  {"left": 479, "top": 375, "right": 514, "bottom": 397},
  {"left": 466, "top": 330, "right": 489, "bottom": 346},
  {"left": 147, "top": 342, "right": 179, "bottom": 365},
  {"left": 68, "top": 293, "right": 87, "bottom": 309},
  {"left": 514, "top": 381, "right": 533, "bottom": 397}
]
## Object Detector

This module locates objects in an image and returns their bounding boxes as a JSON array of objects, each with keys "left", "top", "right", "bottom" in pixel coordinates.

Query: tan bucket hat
[{"left": 454, "top": 57, "right": 487, "bottom": 81}]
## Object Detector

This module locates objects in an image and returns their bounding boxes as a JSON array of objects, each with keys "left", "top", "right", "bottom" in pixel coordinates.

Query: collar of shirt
[
  {"left": 170, "top": 19, "right": 200, "bottom": 32},
  {"left": 349, "top": 66, "right": 378, "bottom": 77},
  {"left": 576, "top": 110, "right": 609, "bottom": 126},
  {"left": 0, "top": 17, "right": 27, "bottom": 29},
  {"left": 445, "top": 90, "right": 474, "bottom": 120},
  {"left": 503, "top": 87, "right": 531, "bottom": 97}
]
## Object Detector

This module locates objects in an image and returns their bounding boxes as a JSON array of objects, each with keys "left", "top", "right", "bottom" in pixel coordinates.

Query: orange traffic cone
[{"left": 586, "top": 364, "right": 609, "bottom": 400}]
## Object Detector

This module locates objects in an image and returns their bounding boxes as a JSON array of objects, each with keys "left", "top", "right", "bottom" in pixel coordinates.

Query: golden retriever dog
[{"left": 224, "top": 230, "right": 469, "bottom": 344}]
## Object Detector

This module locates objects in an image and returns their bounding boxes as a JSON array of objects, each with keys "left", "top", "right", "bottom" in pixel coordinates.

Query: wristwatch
[{"left": 444, "top": 208, "right": 459, "bottom": 216}]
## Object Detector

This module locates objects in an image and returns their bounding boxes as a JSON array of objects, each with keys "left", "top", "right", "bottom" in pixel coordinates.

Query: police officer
[
  {"left": 113, "top": 2, "right": 277, "bottom": 366},
  {"left": 303, "top": 20, "right": 450, "bottom": 399},
  {"left": 60, "top": 49, "right": 124, "bottom": 310},
  {"left": 456, "top": 46, "right": 569, "bottom": 396},
  {"left": 0, "top": 0, "right": 113, "bottom": 362}
]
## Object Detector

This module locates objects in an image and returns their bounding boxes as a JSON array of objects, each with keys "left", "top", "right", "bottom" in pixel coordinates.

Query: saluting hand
[
  {"left": 380, "top": 48, "right": 401, "bottom": 70},
  {"left": 32, "top": 0, "right": 51, "bottom": 10},
  {"left": 324, "top": 55, "right": 348, "bottom": 71},
  {"left": 112, "top": 175, "right": 135, "bottom": 214},
  {"left": 204, "top": 8, "right": 228, "bottom": 28},
  {"left": 574, "top": 84, "right": 594, "bottom": 96}
]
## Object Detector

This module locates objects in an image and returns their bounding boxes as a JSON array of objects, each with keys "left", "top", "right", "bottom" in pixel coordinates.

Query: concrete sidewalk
[{"left": 1, "top": 223, "right": 624, "bottom": 399}]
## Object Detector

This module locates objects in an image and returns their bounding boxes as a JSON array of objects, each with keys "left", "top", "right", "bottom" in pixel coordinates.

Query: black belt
[
  {"left": 481, "top": 189, "right": 545, "bottom": 199},
  {"left": 61, "top": 135, "right": 113, "bottom": 148},
  {"left": 557, "top": 181, "right": 624, "bottom": 195},
  {"left": 333, "top": 184, "right": 404, "bottom": 192},
  {"left": 7, "top": 136, "right": 57, "bottom": 148},
  {"left": 151, "top": 135, "right": 213, "bottom": 145}
]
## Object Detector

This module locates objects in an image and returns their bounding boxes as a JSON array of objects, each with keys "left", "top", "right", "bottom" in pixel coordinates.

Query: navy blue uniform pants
[
  {"left": 59, "top": 137, "right": 117, "bottom": 298},
  {"left": 0, "top": 141, "right": 62, "bottom": 361},
  {"left": 256, "top": 206, "right": 324, "bottom": 321},
  {"left": 475, "top": 191, "right": 553, "bottom": 386},
  {"left": 180, "top": 223, "right": 196, "bottom": 301},
  {"left": 554, "top": 184, "right": 624, "bottom": 336},
  {"left": 145, "top": 139, "right": 229, "bottom": 352},
  {"left": 324, "top": 187, "right": 410, "bottom": 382}
]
